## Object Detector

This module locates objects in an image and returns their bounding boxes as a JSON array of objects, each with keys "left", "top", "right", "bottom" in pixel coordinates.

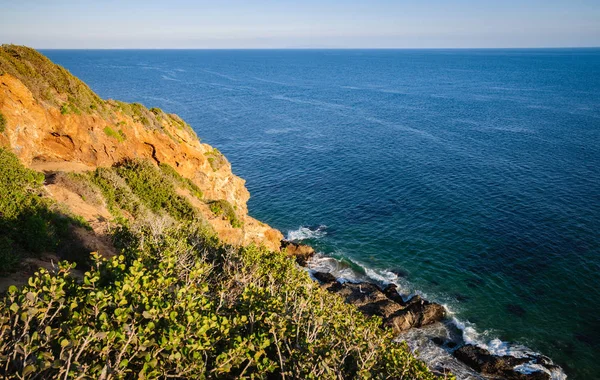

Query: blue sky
[{"left": 1, "top": 0, "right": 599, "bottom": 48}]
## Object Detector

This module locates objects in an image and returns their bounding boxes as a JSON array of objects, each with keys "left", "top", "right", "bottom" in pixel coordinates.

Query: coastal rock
[
  {"left": 382, "top": 283, "right": 406, "bottom": 306},
  {"left": 384, "top": 297, "right": 446, "bottom": 333},
  {"left": 320, "top": 279, "right": 446, "bottom": 331},
  {"left": 280, "top": 240, "right": 315, "bottom": 266},
  {"left": 453, "top": 345, "right": 550, "bottom": 380},
  {"left": 312, "top": 271, "right": 337, "bottom": 284}
]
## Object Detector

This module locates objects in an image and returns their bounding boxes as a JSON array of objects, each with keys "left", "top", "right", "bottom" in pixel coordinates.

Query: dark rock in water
[
  {"left": 382, "top": 284, "right": 406, "bottom": 306},
  {"left": 453, "top": 345, "right": 550, "bottom": 380},
  {"left": 315, "top": 274, "right": 446, "bottom": 336},
  {"left": 312, "top": 271, "right": 337, "bottom": 284},
  {"left": 446, "top": 341, "right": 457, "bottom": 349},
  {"left": 431, "top": 337, "right": 444, "bottom": 346},
  {"left": 280, "top": 240, "right": 315, "bottom": 266},
  {"left": 384, "top": 298, "right": 446, "bottom": 333},
  {"left": 327, "top": 282, "right": 403, "bottom": 318},
  {"left": 506, "top": 304, "right": 527, "bottom": 318},
  {"left": 390, "top": 268, "right": 409, "bottom": 278}
]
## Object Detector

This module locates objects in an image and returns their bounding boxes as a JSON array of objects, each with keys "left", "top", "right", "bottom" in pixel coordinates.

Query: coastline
[{"left": 281, "top": 228, "right": 567, "bottom": 380}]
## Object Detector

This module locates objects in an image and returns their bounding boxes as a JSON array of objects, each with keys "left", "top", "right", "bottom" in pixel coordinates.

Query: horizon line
[{"left": 30, "top": 46, "right": 600, "bottom": 51}]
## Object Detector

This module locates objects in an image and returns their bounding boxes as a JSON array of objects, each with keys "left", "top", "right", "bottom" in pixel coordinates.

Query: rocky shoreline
[{"left": 282, "top": 240, "right": 561, "bottom": 380}]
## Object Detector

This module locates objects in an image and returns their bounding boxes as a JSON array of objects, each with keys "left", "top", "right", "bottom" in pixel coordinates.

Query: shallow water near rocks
[{"left": 44, "top": 49, "right": 600, "bottom": 379}]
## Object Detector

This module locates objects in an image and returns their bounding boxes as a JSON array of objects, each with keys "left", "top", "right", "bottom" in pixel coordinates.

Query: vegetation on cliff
[
  {"left": 0, "top": 149, "right": 441, "bottom": 379},
  {"left": 0, "top": 46, "right": 444, "bottom": 379},
  {"left": 0, "top": 44, "right": 197, "bottom": 139},
  {"left": 0, "top": 149, "right": 90, "bottom": 273}
]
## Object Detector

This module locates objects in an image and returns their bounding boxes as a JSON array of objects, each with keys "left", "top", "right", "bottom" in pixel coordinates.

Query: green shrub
[
  {"left": 205, "top": 148, "right": 227, "bottom": 171},
  {"left": 114, "top": 159, "right": 198, "bottom": 221},
  {"left": 209, "top": 199, "right": 242, "bottom": 228},
  {"left": 53, "top": 172, "right": 105, "bottom": 207},
  {"left": 0, "top": 149, "right": 90, "bottom": 272},
  {"left": 103, "top": 126, "right": 126, "bottom": 142},
  {"left": 0, "top": 45, "right": 105, "bottom": 114},
  {"left": 159, "top": 163, "right": 203, "bottom": 199},
  {"left": 88, "top": 167, "right": 146, "bottom": 218},
  {"left": 0, "top": 111, "right": 6, "bottom": 132},
  {"left": 0, "top": 221, "right": 441, "bottom": 379}
]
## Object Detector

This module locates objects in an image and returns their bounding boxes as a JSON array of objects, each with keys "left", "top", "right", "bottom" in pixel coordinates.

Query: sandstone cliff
[{"left": 0, "top": 45, "right": 282, "bottom": 252}]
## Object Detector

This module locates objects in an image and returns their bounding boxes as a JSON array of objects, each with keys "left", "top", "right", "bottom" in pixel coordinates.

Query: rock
[
  {"left": 384, "top": 299, "right": 446, "bottom": 333},
  {"left": 312, "top": 271, "right": 337, "bottom": 284},
  {"left": 382, "top": 284, "right": 406, "bottom": 306},
  {"left": 324, "top": 281, "right": 404, "bottom": 318},
  {"left": 281, "top": 240, "right": 315, "bottom": 266},
  {"left": 431, "top": 337, "right": 444, "bottom": 346},
  {"left": 453, "top": 345, "right": 550, "bottom": 380}
]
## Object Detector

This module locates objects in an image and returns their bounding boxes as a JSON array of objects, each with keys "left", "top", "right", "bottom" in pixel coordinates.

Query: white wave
[
  {"left": 304, "top": 251, "right": 567, "bottom": 380},
  {"left": 449, "top": 317, "right": 567, "bottom": 379},
  {"left": 286, "top": 225, "right": 327, "bottom": 241},
  {"left": 161, "top": 75, "right": 180, "bottom": 82}
]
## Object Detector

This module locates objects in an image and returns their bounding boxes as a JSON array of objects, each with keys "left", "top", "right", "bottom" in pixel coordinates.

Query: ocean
[{"left": 43, "top": 49, "right": 600, "bottom": 379}]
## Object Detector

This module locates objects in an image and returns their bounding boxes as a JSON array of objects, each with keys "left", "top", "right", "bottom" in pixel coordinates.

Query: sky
[{"left": 1, "top": 0, "right": 599, "bottom": 49}]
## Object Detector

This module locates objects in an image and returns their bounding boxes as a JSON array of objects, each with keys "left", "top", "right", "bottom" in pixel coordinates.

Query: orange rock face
[{"left": 0, "top": 73, "right": 283, "bottom": 251}]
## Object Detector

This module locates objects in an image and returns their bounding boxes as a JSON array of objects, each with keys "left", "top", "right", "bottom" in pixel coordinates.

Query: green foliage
[
  {"left": 53, "top": 172, "right": 105, "bottom": 207},
  {"left": 0, "top": 111, "right": 6, "bottom": 132},
  {"left": 0, "top": 45, "right": 105, "bottom": 114},
  {"left": 205, "top": 148, "right": 227, "bottom": 171},
  {"left": 0, "top": 221, "right": 442, "bottom": 379},
  {"left": 103, "top": 126, "right": 126, "bottom": 142},
  {"left": 159, "top": 162, "right": 203, "bottom": 200},
  {"left": 88, "top": 167, "right": 147, "bottom": 219},
  {"left": 114, "top": 159, "right": 198, "bottom": 222},
  {"left": 0, "top": 149, "right": 90, "bottom": 272},
  {"left": 209, "top": 199, "right": 242, "bottom": 228}
]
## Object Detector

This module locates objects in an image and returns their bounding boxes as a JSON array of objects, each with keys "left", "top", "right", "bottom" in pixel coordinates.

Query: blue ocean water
[{"left": 43, "top": 49, "right": 600, "bottom": 379}]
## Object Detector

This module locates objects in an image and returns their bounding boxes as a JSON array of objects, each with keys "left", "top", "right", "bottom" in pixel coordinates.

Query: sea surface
[{"left": 43, "top": 49, "right": 600, "bottom": 379}]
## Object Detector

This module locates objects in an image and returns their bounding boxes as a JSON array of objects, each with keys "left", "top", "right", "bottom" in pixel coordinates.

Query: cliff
[
  {"left": 0, "top": 45, "right": 282, "bottom": 252},
  {"left": 0, "top": 46, "right": 442, "bottom": 380}
]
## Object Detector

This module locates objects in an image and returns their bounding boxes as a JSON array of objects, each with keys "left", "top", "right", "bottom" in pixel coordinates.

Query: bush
[
  {"left": 0, "top": 45, "right": 105, "bottom": 114},
  {"left": 205, "top": 148, "right": 227, "bottom": 171},
  {"left": 0, "top": 221, "right": 441, "bottom": 379},
  {"left": 114, "top": 159, "right": 198, "bottom": 222},
  {"left": 159, "top": 163, "right": 203, "bottom": 200},
  {"left": 88, "top": 166, "right": 147, "bottom": 219},
  {"left": 53, "top": 171, "right": 105, "bottom": 207},
  {"left": 103, "top": 126, "right": 126, "bottom": 142},
  {"left": 0, "top": 111, "right": 6, "bottom": 132},
  {"left": 0, "top": 149, "right": 91, "bottom": 272},
  {"left": 209, "top": 199, "right": 242, "bottom": 228}
]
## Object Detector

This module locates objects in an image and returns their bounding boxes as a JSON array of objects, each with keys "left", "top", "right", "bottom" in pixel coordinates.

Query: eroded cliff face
[{"left": 0, "top": 71, "right": 282, "bottom": 251}]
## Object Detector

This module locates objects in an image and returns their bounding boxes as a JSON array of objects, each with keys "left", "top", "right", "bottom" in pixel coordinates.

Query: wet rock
[
  {"left": 389, "top": 268, "right": 409, "bottom": 278},
  {"left": 431, "top": 337, "right": 444, "bottom": 346},
  {"left": 281, "top": 240, "right": 315, "bottom": 266},
  {"left": 312, "top": 271, "right": 337, "bottom": 284},
  {"left": 453, "top": 345, "right": 550, "bottom": 380},
  {"left": 382, "top": 284, "right": 406, "bottom": 306},
  {"left": 384, "top": 299, "right": 446, "bottom": 333}
]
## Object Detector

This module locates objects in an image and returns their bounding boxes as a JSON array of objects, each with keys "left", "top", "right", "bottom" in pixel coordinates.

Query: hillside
[
  {"left": 0, "top": 44, "right": 282, "bottom": 253},
  {"left": 0, "top": 46, "right": 442, "bottom": 379}
]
